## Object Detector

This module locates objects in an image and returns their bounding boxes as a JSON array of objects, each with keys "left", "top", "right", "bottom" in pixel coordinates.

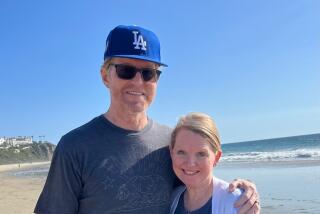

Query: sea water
[
  {"left": 221, "top": 133, "right": 320, "bottom": 163},
  {"left": 216, "top": 133, "right": 320, "bottom": 214}
]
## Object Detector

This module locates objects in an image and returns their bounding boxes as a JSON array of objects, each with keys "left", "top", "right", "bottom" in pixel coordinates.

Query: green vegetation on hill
[{"left": 0, "top": 142, "right": 56, "bottom": 165}]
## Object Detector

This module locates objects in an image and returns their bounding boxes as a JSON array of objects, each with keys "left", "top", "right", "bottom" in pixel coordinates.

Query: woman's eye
[
  {"left": 177, "top": 150, "right": 185, "bottom": 155},
  {"left": 197, "top": 152, "right": 207, "bottom": 158}
]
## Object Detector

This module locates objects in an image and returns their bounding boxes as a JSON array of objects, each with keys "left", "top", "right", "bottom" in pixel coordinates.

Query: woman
[{"left": 169, "top": 112, "right": 242, "bottom": 214}]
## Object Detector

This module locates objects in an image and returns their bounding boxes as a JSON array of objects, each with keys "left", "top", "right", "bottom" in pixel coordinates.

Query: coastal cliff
[{"left": 0, "top": 142, "right": 56, "bottom": 165}]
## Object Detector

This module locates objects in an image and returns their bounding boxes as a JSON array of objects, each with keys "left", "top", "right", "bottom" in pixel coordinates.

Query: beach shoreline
[
  {"left": 0, "top": 161, "right": 51, "bottom": 173},
  {"left": 218, "top": 159, "right": 320, "bottom": 169}
]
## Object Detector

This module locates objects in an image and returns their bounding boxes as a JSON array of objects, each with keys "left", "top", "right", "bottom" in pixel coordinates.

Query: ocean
[
  {"left": 216, "top": 133, "right": 320, "bottom": 214},
  {"left": 221, "top": 133, "right": 320, "bottom": 163}
]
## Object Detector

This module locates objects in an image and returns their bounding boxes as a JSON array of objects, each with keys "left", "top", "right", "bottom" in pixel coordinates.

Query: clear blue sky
[{"left": 1, "top": 0, "right": 319, "bottom": 144}]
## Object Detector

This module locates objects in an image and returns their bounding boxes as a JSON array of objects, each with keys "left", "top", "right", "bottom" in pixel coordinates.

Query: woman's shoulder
[
  {"left": 214, "top": 177, "right": 242, "bottom": 196},
  {"left": 169, "top": 185, "right": 186, "bottom": 214},
  {"left": 171, "top": 185, "right": 186, "bottom": 200},
  {"left": 212, "top": 177, "right": 242, "bottom": 213}
]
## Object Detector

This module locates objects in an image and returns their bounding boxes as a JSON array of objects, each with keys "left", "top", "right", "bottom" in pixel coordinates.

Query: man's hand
[{"left": 228, "top": 179, "right": 260, "bottom": 214}]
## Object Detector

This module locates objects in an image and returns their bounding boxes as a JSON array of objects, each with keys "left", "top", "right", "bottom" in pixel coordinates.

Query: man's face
[{"left": 101, "top": 57, "right": 159, "bottom": 114}]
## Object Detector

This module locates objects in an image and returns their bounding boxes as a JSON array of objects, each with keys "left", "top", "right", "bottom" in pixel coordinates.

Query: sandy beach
[{"left": 0, "top": 162, "right": 50, "bottom": 214}]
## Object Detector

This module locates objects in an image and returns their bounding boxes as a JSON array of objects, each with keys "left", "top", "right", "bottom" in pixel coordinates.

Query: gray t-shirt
[{"left": 34, "top": 115, "right": 176, "bottom": 214}]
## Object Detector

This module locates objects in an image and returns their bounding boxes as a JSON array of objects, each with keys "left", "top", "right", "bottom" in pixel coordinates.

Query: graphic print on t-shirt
[{"left": 99, "top": 141, "right": 172, "bottom": 213}]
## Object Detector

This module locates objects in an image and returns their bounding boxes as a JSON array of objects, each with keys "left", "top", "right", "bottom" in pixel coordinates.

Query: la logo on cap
[
  {"left": 132, "top": 31, "right": 147, "bottom": 50},
  {"left": 104, "top": 25, "right": 167, "bottom": 66}
]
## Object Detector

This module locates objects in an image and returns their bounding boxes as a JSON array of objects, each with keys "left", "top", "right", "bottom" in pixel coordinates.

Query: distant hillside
[{"left": 0, "top": 142, "right": 56, "bottom": 165}]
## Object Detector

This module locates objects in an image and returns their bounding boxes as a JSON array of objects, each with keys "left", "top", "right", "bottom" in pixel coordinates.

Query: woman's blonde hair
[{"left": 171, "top": 112, "right": 221, "bottom": 153}]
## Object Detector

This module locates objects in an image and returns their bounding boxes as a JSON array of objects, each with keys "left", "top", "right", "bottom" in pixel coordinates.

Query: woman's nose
[{"left": 185, "top": 156, "right": 196, "bottom": 166}]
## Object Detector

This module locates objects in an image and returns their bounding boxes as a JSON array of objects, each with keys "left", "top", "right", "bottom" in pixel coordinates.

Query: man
[{"left": 35, "top": 25, "right": 260, "bottom": 214}]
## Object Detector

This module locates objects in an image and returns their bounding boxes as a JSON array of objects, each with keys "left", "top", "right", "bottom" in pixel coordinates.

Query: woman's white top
[{"left": 169, "top": 177, "right": 242, "bottom": 214}]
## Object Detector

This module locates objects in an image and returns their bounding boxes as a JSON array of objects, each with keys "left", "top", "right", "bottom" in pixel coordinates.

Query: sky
[{"left": 1, "top": 0, "right": 319, "bottom": 144}]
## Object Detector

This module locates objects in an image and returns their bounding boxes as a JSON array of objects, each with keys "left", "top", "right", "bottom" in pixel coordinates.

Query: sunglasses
[{"left": 109, "top": 64, "right": 161, "bottom": 82}]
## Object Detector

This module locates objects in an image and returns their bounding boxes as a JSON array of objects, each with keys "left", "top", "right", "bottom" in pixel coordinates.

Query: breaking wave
[{"left": 221, "top": 149, "right": 320, "bottom": 162}]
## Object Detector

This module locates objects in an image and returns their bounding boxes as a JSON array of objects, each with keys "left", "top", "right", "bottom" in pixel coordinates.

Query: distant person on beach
[
  {"left": 34, "top": 25, "right": 260, "bottom": 213},
  {"left": 169, "top": 112, "right": 258, "bottom": 214}
]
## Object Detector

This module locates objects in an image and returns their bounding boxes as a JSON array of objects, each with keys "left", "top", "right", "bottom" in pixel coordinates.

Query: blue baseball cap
[{"left": 104, "top": 25, "right": 167, "bottom": 67}]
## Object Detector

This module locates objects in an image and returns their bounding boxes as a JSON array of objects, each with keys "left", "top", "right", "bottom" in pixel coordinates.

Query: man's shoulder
[
  {"left": 148, "top": 120, "right": 173, "bottom": 144},
  {"left": 151, "top": 120, "right": 173, "bottom": 133},
  {"left": 57, "top": 115, "right": 103, "bottom": 149}
]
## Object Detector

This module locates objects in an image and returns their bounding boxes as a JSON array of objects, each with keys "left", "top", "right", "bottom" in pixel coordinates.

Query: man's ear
[{"left": 101, "top": 67, "right": 110, "bottom": 88}]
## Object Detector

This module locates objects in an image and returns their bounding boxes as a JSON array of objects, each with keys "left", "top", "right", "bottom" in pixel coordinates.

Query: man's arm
[{"left": 228, "top": 179, "right": 260, "bottom": 214}]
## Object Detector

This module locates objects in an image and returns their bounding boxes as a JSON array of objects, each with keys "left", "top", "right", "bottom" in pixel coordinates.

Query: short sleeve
[{"left": 34, "top": 136, "right": 82, "bottom": 214}]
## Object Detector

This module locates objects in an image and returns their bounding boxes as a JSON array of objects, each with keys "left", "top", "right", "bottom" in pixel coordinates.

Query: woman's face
[{"left": 170, "top": 128, "right": 221, "bottom": 189}]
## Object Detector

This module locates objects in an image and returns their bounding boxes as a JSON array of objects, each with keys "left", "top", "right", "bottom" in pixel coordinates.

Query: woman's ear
[
  {"left": 213, "top": 150, "right": 222, "bottom": 167},
  {"left": 169, "top": 145, "right": 173, "bottom": 156}
]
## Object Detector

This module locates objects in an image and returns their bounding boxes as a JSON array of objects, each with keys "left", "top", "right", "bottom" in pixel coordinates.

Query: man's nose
[{"left": 131, "top": 71, "right": 144, "bottom": 84}]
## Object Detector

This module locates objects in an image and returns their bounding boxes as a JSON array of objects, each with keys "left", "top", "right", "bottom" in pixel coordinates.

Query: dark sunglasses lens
[
  {"left": 141, "top": 69, "right": 157, "bottom": 81},
  {"left": 116, "top": 65, "right": 136, "bottom": 79},
  {"left": 114, "top": 65, "right": 160, "bottom": 82}
]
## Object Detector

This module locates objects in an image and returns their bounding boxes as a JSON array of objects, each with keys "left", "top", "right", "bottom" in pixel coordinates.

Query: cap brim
[{"left": 108, "top": 55, "right": 168, "bottom": 67}]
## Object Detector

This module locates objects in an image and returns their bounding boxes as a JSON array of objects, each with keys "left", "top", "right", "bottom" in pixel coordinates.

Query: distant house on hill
[
  {"left": 0, "top": 137, "right": 6, "bottom": 145},
  {"left": 4, "top": 136, "right": 33, "bottom": 146}
]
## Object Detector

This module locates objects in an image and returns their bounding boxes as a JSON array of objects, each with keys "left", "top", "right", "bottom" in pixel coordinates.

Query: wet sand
[
  {"left": 0, "top": 162, "right": 49, "bottom": 214},
  {"left": 215, "top": 161, "right": 320, "bottom": 214},
  {"left": 0, "top": 161, "right": 50, "bottom": 172}
]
